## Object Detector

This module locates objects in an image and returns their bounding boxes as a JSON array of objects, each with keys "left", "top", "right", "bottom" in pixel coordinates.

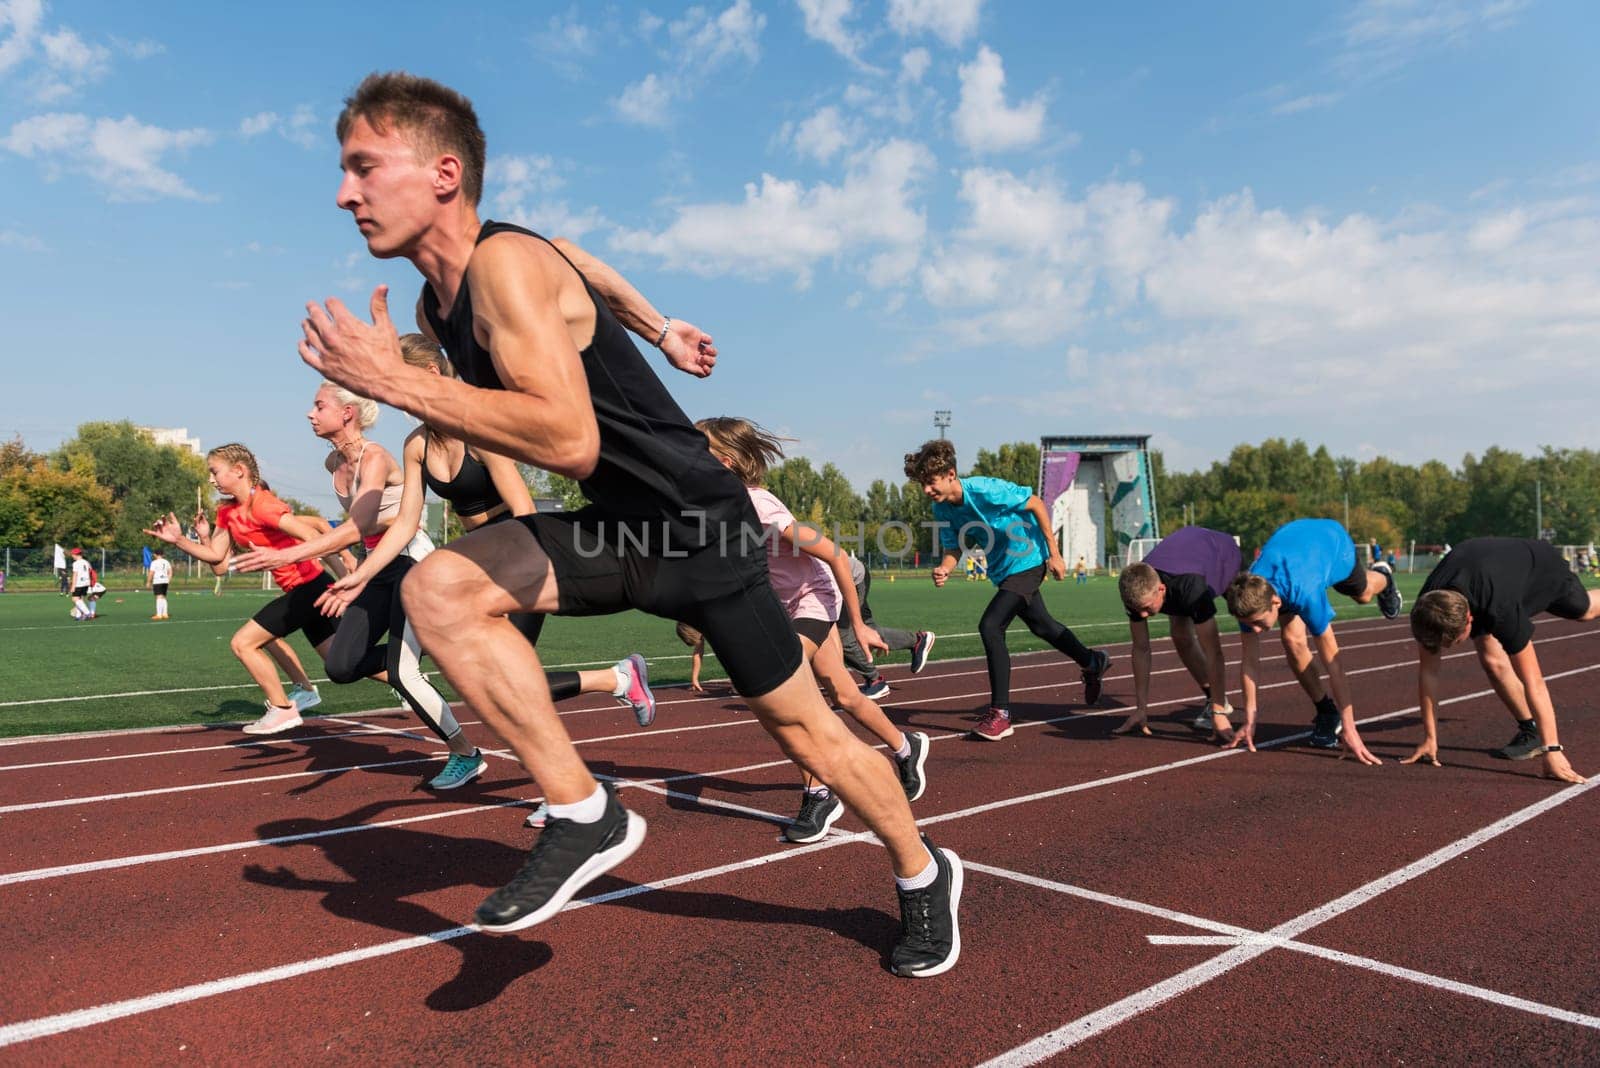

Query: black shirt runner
[{"left": 1420, "top": 538, "right": 1589, "bottom": 654}]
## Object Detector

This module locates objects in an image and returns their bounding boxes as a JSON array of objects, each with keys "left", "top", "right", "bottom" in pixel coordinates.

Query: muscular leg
[
  {"left": 812, "top": 626, "right": 907, "bottom": 750},
  {"left": 231, "top": 620, "right": 293, "bottom": 708},
  {"left": 265, "top": 638, "right": 314, "bottom": 691},
  {"left": 744, "top": 665, "right": 930, "bottom": 878},
  {"left": 1475, "top": 634, "right": 1533, "bottom": 722},
  {"left": 402, "top": 521, "right": 595, "bottom": 805},
  {"left": 1279, "top": 617, "right": 1326, "bottom": 703},
  {"left": 1168, "top": 616, "right": 1211, "bottom": 693}
]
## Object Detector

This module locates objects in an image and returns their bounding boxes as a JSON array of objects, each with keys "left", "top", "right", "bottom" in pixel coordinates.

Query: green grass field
[{"left": 0, "top": 570, "right": 1438, "bottom": 738}]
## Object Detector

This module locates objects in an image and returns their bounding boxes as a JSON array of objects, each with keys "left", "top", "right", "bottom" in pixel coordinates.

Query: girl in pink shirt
[{"left": 697, "top": 417, "right": 930, "bottom": 843}]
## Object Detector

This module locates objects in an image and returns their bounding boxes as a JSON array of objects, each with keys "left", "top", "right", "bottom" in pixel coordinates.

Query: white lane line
[
  {"left": 975, "top": 864, "right": 1600, "bottom": 1031},
  {"left": 975, "top": 777, "right": 1600, "bottom": 1065},
  {"left": 0, "top": 756, "right": 440, "bottom": 815},
  {"left": 2, "top": 656, "right": 1595, "bottom": 1047}
]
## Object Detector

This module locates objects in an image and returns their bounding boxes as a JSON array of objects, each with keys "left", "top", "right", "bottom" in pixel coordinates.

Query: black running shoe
[
  {"left": 1490, "top": 720, "right": 1541, "bottom": 760},
  {"left": 910, "top": 631, "right": 936, "bottom": 674},
  {"left": 896, "top": 732, "right": 930, "bottom": 803},
  {"left": 860, "top": 677, "right": 892, "bottom": 701},
  {"left": 890, "top": 838, "right": 963, "bottom": 978},
  {"left": 1372, "top": 562, "right": 1403, "bottom": 619},
  {"left": 475, "top": 782, "right": 646, "bottom": 933},
  {"left": 784, "top": 791, "right": 844, "bottom": 843},
  {"left": 1082, "top": 650, "right": 1112, "bottom": 704},
  {"left": 1309, "top": 704, "right": 1343, "bottom": 749}
]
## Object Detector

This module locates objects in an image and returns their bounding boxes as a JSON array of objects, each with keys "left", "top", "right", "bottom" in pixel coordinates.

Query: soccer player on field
[
  {"left": 905, "top": 438, "right": 1111, "bottom": 741},
  {"left": 146, "top": 547, "right": 172, "bottom": 620},
  {"left": 1224, "top": 518, "right": 1402, "bottom": 761},
  {"left": 1115, "top": 526, "right": 1240, "bottom": 738},
  {"left": 1402, "top": 538, "right": 1599, "bottom": 784}
]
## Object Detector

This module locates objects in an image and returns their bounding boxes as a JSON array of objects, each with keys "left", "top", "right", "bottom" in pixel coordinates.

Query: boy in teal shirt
[{"left": 905, "top": 439, "right": 1111, "bottom": 740}]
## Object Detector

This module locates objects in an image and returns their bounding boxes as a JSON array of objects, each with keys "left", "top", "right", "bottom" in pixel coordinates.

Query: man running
[
  {"left": 298, "top": 72, "right": 960, "bottom": 977},
  {"left": 1224, "top": 517, "right": 1402, "bottom": 762},
  {"left": 1116, "top": 526, "right": 1239, "bottom": 737},
  {"left": 1402, "top": 537, "right": 1598, "bottom": 784}
]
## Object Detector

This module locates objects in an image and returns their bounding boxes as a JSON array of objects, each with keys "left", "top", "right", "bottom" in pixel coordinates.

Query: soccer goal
[{"left": 1126, "top": 537, "right": 1162, "bottom": 566}]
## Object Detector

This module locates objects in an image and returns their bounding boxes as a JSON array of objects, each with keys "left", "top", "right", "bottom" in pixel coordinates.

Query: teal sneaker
[
  {"left": 429, "top": 749, "right": 486, "bottom": 790},
  {"left": 287, "top": 685, "right": 321, "bottom": 712}
]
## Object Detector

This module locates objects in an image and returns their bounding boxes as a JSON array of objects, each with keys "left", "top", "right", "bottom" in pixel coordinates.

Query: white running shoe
[
  {"left": 242, "top": 703, "right": 303, "bottom": 735},
  {"left": 524, "top": 801, "right": 550, "bottom": 829},
  {"left": 287, "top": 685, "right": 322, "bottom": 712}
]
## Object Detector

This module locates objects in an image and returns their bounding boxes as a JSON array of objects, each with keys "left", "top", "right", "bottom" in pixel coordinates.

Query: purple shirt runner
[{"left": 1144, "top": 527, "right": 1241, "bottom": 598}]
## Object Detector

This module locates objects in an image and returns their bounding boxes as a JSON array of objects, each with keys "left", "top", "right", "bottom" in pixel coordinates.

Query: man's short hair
[
  {"left": 1224, "top": 572, "right": 1274, "bottom": 620},
  {"left": 1411, "top": 589, "right": 1470, "bottom": 653},
  {"left": 1119, "top": 563, "right": 1160, "bottom": 614},
  {"left": 904, "top": 439, "right": 957, "bottom": 484},
  {"left": 337, "top": 71, "right": 487, "bottom": 207}
]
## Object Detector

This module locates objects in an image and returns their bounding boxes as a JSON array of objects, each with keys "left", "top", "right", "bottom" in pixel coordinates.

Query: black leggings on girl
[{"left": 979, "top": 578, "right": 1093, "bottom": 709}]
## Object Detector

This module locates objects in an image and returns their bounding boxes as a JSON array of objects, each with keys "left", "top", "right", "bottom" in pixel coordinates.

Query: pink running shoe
[
  {"left": 971, "top": 707, "right": 1014, "bottom": 741},
  {"left": 242, "top": 703, "right": 302, "bottom": 735},
  {"left": 613, "top": 653, "right": 657, "bottom": 727}
]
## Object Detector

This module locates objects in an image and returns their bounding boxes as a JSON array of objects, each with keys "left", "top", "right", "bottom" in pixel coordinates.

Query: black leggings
[{"left": 979, "top": 586, "right": 1093, "bottom": 709}]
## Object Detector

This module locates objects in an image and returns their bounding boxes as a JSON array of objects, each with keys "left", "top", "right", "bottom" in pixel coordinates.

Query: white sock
[
  {"left": 611, "top": 660, "right": 631, "bottom": 697},
  {"left": 548, "top": 784, "right": 608, "bottom": 824},
  {"left": 893, "top": 737, "right": 912, "bottom": 759},
  {"left": 805, "top": 783, "right": 830, "bottom": 799},
  {"left": 156, "top": 596, "right": 168, "bottom": 615},
  {"left": 895, "top": 851, "right": 938, "bottom": 891}
]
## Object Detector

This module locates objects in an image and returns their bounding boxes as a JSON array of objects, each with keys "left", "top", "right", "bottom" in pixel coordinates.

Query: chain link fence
[{"left": 0, "top": 544, "right": 271, "bottom": 593}]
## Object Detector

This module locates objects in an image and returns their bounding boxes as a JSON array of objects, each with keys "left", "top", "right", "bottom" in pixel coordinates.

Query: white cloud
[
  {"left": 3, "top": 112, "right": 214, "bottom": 200},
  {"left": 788, "top": 105, "right": 856, "bottom": 163},
  {"left": 887, "top": 0, "right": 982, "bottom": 46},
  {"left": 0, "top": 227, "right": 47, "bottom": 251},
  {"left": 899, "top": 47, "right": 930, "bottom": 82},
  {"left": 797, "top": 0, "right": 868, "bottom": 65},
  {"left": 952, "top": 45, "right": 1046, "bottom": 153},
  {"left": 238, "top": 105, "right": 320, "bottom": 148},
  {"left": 611, "top": 139, "right": 934, "bottom": 288},
  {"left": 1336, "top": 0, "right": 1530, "bottom": 80},
  {"left": 485, "top": 153, "right": 607, "bottom": 241},
  {"left": 1271, "top": 91, "right": 1342, "bottom": 115},
  {"left": 614, "top": 73, "right": 674, "bottom": 127},
  {"left": 0, "top": 0, "right": 43, "bottom": 74},
  {"left": 1468, "top": 208, "right": 1526, "bottom": 251},
  {"left": 533, "top": 7, "right": 594, "bottom": 55},
  {"left": 668, "top": 0, "right": 764, "bottom": 66}
]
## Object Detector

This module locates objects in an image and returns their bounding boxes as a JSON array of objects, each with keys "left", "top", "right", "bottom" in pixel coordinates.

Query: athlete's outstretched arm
[
  {"left": 551, "top": 238, "right": 716, "bottom": 378},
  {"left": 302, "top": 243, "right": 598, "bottom": 477}
]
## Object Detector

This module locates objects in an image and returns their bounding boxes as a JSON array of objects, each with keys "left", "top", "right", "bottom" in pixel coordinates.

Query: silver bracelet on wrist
[{"left": 654, "top": 317, "right": 672, "bottom": 347}]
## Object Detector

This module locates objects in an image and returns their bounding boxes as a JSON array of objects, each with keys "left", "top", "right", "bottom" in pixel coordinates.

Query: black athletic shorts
[
  {"left": 251, "top": 572, "right": 338, "bottom": 647},
  {"left": 997, "top": 563, "right": 1047, "bottom": 603},
  {"left": 518, "top": 506, "right": 803, "bottom": 698},
  {"left": 152, "top": 583, "right": 168, "bottom": 596},
  {"left": 792, "top": 616, "right": 835, "bottom": 647},
  {"left": 1331, "top": 557, "right": 1369, "bottom": 599},
  {"left": 1548, "top": 570, "right": 1592, "bottom": 620},
  {"left": 72, "top": 585, "right": 88, "bottom": 597}
]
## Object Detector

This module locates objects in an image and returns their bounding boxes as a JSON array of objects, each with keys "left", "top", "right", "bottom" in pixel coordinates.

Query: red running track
[{"left": 0, "top": 614, "right": 1597, "bottom": 1063}]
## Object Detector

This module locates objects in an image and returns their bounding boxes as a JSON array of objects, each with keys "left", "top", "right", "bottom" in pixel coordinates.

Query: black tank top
[
  {"left": 422, "top": 437, "right": 501, "bottom": 517},
  {"left": 421, "top": 221, "right": 748, "bottom": 549}
]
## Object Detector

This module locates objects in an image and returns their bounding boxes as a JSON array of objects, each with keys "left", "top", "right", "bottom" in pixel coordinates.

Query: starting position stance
[
  {"left": 1224, "top": 517, "right": 1402, "bottom": 761},
  {"left": 1403, "top": 537, "right": 1597, "bottom": 784},
  {"left": 300, "top": 73, "right": 960, "bottom": 976},
  {"left": 905, "top": 439, "right": 1111, "bottom": 741},
  {"left": 1116, "top": 525, "right": 1240, "bottom": 737}
]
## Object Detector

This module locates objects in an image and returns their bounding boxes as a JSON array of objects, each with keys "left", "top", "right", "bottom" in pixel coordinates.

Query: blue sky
[{"left": 3, "top": 0, "right": 1599, "bottom": 516}]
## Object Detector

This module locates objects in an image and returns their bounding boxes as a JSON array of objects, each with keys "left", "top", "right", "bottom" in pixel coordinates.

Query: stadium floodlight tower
[
  {"left": 934, "top": 410, "right": 952, "bottom": 439},
  {"left": 1037, "top": 434, "right": 1159, "bottom": 571}
]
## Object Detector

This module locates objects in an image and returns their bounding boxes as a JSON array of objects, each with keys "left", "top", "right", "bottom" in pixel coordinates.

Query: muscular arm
[
  {"left": 1314, "top": 625, "right": 1382, "bottom": 765},
  {"left": 551, "top": 238, "right": 716, "bottom": 378},
  {"left": 1403, "top": 647, "right": 1444, "bottom": 766},
  {"left": 1025, "top": 496, "right": 1067, "bottom": 579},
  {"left": 1129, "top": 618, "right": 1152, "bottom": 716},
  {"left": 1197, "top": 618, "right": 1230, "bottom": 710},
  {"left": 1508, "top": 642, "right": 1584, "bottom": 782},
  {"left": 1239, "top": 630, "right": 1261, "bottom": 727}
]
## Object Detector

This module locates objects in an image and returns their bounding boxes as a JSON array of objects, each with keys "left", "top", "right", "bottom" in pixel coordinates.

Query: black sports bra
[{"left": 422, "top": 438, "right": 502, "bottom": 517}]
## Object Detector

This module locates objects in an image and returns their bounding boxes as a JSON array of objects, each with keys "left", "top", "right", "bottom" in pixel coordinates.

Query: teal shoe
[{"left": 429, "top": 749, "right": 486, "bottom": 790}]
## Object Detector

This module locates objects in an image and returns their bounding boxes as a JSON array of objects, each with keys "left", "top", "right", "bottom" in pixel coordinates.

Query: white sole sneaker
[
  {"left": 899, "top": 848, "right": 964, "bottom": 978},
  {"left": 242, "top": 710, "right": 303, "bottom": 735}
]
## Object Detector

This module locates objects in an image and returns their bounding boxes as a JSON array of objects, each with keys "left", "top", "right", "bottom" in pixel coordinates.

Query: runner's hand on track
[
  {"left": 1542, "top": 750, "right": 1587, "bottom": 784},
  {"left": 1399, "top": 740, "right": 1442, "bottom": 767},
  {"left": 1339, "top": 725, "right": 1383, "bottom": 766},
  {"left": 660, "top": 320, "right": 716, "bottom": 378},
  {"left": 1228, "top": 720, "right": 1256, "bottom": 752}
]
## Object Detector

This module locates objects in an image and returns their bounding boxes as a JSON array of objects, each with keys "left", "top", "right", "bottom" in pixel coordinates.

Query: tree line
[{"left": 7, "top": 425, "right": 1596, "bottom": 560}]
